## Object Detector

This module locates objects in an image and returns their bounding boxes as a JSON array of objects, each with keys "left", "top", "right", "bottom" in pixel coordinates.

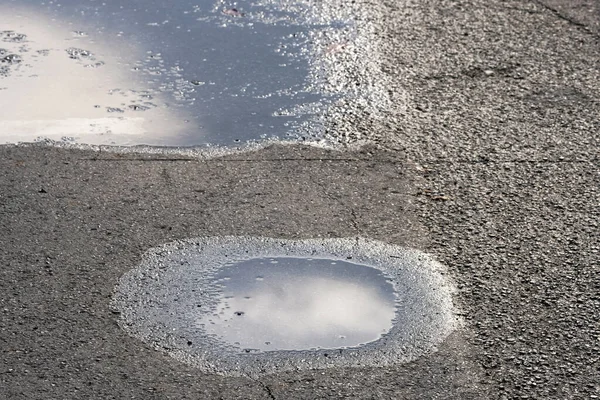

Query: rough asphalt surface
[{"left": 1, "top": 0, "right": 598, "bottom": 399}]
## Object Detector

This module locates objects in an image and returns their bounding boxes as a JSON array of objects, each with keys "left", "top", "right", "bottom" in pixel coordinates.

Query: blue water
[{"left": 0, "top": 0, "right": 347, "bottom": 146}]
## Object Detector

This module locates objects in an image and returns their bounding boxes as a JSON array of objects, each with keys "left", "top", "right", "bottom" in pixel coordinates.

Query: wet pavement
[
  {"left": 1, "top": 0, "right": 599, "bottom": 399},
  {"left": 0, "top": 0, "right": 378, "bottom": 146}
]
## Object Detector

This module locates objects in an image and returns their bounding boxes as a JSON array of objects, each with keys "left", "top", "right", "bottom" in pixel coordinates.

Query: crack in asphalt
[
  {"left": 83, "top": 157, "right": 380, "bottom": 162},
  {"left": 262, "top": 383, "right": 276, "bottom": 400},
  {"left": 240, "top": 370, "right": 277, "bottom": 400},
  {"left": 349, "top": 208, "right": 361, "bottom": 240},
  {"left": 533, "top": 0, "right": 599, "bottom": 38},
  {"left": 244, "top": 375, "right": 277, "bottom": 400}
]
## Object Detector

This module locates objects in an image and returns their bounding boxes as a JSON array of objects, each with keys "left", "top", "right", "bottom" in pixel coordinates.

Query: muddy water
[{"left": 0, "top": 0, "right": 354, "bottom": 147}]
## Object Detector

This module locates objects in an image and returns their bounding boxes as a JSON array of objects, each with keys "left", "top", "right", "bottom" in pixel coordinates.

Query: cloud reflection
[
  {"left": 0, "top": 8, "right": 192, "bottom": 146},
  {"left": 199, "top": 258, "right": 396, "bottom": 351}
]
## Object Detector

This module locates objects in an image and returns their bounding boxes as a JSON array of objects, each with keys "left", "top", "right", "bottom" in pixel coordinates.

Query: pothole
[{"left": 112, "top": 237, "right": 459, "bottom": 377}]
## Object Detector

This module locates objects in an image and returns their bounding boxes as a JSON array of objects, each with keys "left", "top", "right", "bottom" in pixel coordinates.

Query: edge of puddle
[
  {"left": 2, "top": 137, "right": 372, "bottom": 160},
  {"left": 111, "top": 236, "right": 462, "bottom": 378}
]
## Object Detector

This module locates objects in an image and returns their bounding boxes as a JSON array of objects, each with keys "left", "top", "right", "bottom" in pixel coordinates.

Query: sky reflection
[
  {"left": 0, "top": 8, "right": 191, "bottom": 145},
  {"left": 0, "top": 0, "right": 331, "bottom": 146},
  {"left": 199, "top": 257, "right": 397, "bottom": 351}
]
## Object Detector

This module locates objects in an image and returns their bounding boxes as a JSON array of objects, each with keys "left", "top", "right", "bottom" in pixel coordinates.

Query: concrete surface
[{"left": 1, "top": 0, "right": 598, "bottom": 399}]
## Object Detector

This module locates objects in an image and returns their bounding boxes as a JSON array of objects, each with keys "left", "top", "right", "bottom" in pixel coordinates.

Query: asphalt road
[{"left": 1, "top": 0, "right": 598, "bottom": 399}]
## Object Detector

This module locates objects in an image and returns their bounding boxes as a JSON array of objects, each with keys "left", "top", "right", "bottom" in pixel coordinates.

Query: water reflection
[
  {"left": 199, "top": 257, "right": 397, "bottom": 351},
  {"left": 0, "top": 8, "right": 191, "bottom": 145},
  {"left": 0, "top": 0, "right": 338, "bottom": 146},
  {"left": 112, "top": 237, "right": 458, "bottom": 377}
]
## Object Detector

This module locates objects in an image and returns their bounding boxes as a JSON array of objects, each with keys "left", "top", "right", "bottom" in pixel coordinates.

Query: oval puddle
[{"left": 112, "top": 237, "right": 460, "bottom": 377}]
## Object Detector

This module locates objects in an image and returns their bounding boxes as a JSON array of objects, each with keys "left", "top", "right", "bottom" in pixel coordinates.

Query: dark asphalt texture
[{"left": 1, "top": 0, "right": 599, "bottom": 399}]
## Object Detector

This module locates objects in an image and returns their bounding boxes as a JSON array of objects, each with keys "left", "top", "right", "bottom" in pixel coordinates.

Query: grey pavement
[{"left": 1, "top": 0, "right": 598, "bottom": 399}]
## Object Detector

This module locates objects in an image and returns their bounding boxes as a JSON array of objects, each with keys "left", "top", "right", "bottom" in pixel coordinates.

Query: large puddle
[
  {"left": 112, "top": 237, "right": 459, "bottom": 377},
  {"left": 0, "top": 0, "right": 388, "bottom": 148}
]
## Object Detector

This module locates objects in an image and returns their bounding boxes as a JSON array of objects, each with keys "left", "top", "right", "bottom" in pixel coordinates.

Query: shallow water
[
  {"left": 201, "top": 257, "right": 397, "bottom": 351},
  {"left": 112, "top": 237, "right": 458, "bottom": 377},
  {"left": 0, "top": 0, "right": 349, "bottom": 146}
]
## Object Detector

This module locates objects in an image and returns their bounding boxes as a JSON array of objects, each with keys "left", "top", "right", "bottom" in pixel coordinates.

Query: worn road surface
[{"left": 1, "top": 0, "right": 598, "bottom": 399}]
